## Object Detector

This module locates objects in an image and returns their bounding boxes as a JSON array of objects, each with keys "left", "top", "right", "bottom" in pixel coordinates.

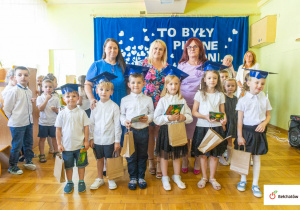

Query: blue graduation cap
[
  {"left": 88, "top": 71, "right": 117, "bottom": 84},
  {"left": 55, "top": 83, "right": 81, "bottom": 94},
  {"left": 124, "top": 64, "right": 150, "bottom": 77},
  {"left": 244, "top": 69, "right": 277, "bottom": 79},
  {"left": 196, "top": 61, "right": 228, "bottom": 71},
  {"left": 161, "top": 65, "right": 189, "bottom": 81}
]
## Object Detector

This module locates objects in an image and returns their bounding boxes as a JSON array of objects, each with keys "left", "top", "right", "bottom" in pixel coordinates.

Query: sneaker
[
  {"left": 162, "top": 176, "right": 171, "bottom": 191},
  {"left": 23, "top": 161, "right": 36, "bottom": 171},
  {"left": 237, "top": 181, "right": 247, "bottom": 192},
  {"left": 103, "top": 171, "right": 106, "bottom": 176},
  {"left": 78, "top": 181, "right": 86, "bottom": 193},
  {"left": 8, "top": 166, "right": 23, "bottom": 175},
  {"left": 223, "top": 150, "right": 228, "bottom": 158},
  {"left": 128, "top": 178, "right": 137, "bottom": 190},
  {"left": 219, "top": 156, "right": 229, "bottom": 166},
  {"left": 138, "top": 178, "right": 147, "bottom": 189},
  {"left": 90, "top": 178, "right": 104, "bottom": 190},
  {"left": 172, "top": 175, "right": 186, "bottom": 189},
  {"left": 64, "top": 182, "right": 74, "bottom": 193},
  {"left": 252, "top": 185, "right": 262, "bottom": 198},
  {"left": 108, "top": 180, "right": 117, "bottom": 190}
]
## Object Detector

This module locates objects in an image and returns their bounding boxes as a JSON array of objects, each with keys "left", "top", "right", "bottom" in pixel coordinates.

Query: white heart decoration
[
  {"left": 132, "top": 45, "right": 136, "bottom": 50},
  {"left": 143, "top": 28, "right": 147, "bottom": 32},
  {"left": 126, "top": 58, "right": 130, "bottom": 62},
  {"left": 144, "top": 36, "right": 150, "bottom": 42},
  {"left": 125, "top": 46, "right": 131, "bottom": 51},
  {"left": 127, "top": 53, "right": 131, "bottom": 57},
  {"left": 228, "top": 37, "right": 232, "bottom": 42},
  {"left": 225, "top": 45, "right": 228, "bottom": 49},
  {"left": 129, "top": 37, "right": 134, "bottom": 41},
  {"left": 170, "top": 54, "right": 174, "bottom": 58},
  {"left": 141, "top": 51, "right": 146, "bottom": 56},
  {"left": 138, "top": 45, "right": 143, "bottom": 50},
  {"left": 151, "top": 33, "right": 155, "bottom": 36},
  {"left": 131, "top": 50, "right": 137, "bottom": 55},
  {"left": 145, "top": 47, "right": 149, "bottom": 50},
  {"left": 173, "top": 63, "right": 177, "bottom": 67},
  {"left": 118, "top": 31, "right": 124, "bottom": 36},
  {"left": 122, "top": 52, "right": 126, "bottom": 57},
  {"left": 232, "top": 29, "right": 238, "bottom": 34},
  {"left": 137, "top": 52, "right": 141, "bottom": 56},
  {"left": 119, "top": 40, "right": 123, "bottom": 44}
]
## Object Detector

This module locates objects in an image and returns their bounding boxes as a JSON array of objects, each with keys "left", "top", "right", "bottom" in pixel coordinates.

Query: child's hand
[
  {"left": 45, "top": 94, "right": 52, "bottom": 101},
  {"left": 89, "top": 139, "right": 94, "bottom": 148},
  {"left": 90, "top": 99, "right": 97, "bottom": 110},
  {"left": 124, "top": 120, "right": 132, "bottom": 129},
  {"left": 139, "top": 115, "right": 148, "bottom": 123},
  {"left": 51, "top": 106, "right": 58, "bottom": 113},
  {"left": 58, "top": 144, "right": 65, "bottom": 152},
  {"left": 178, "top": 114, "right": 186, "bottom": 122},
  {"left": 168, "top": 113, "right": 179, "bottom": 121},
  {"left": 205, "top": 115, "right": 216, "bottom": 123},
  {"left": 84, "top": 141, "right": 89, "bottom": 150},
  {"left": 222, "top": 125, "right": 226, "bottom": 132},
  {"left": 31, "top": 98, "right": 36, "bottom": 103},
  {"left": 220, "top": 118, "right": 227, "bottom": 126},
  {"left": 255, "top": 123, "right": 266, "bottom": 133},
  {"left": 237, "top": 136, "right": 246, "bottom": 146},
  {"left": 114, "top": 143, "right": 120, "bottom": 151}
]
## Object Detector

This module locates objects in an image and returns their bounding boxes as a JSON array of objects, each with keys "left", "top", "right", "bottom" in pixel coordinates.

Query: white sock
[
  {"left": 252, "top": 155, "right": 261, "bottom": 186},
  {"left": 241, "top": 175, "right": 247, "bottom": 182},
  {"left": 226, "top": 145, "right": 232, "bottom": 161}
]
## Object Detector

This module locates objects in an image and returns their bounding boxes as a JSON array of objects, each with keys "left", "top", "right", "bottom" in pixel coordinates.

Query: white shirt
[
  {"left": 36, "top": 93, "right": 61, "bottom": 126},
  {"left": 120, "top": 92, "right": 154, "bottom": 129},
  {"left": 3, "top": 84, "right": 33, "bottom": 127},
  {"left": 55, "top": 107, "right": 90, "bottom": 151},
  {"left": 194, "top": 90, "right": 225, "bottom": 127},
  {"left": 78, "top": 91, "right": 90, "bottom": 111},
  {"left": 1, "top": 85, "right": 14, "bottom": 101},
  {"left": 154, "top": 94, "right": 193, "bottom": 126},
  {"left": 89, "top": 99, "right": 121, "bottom": 145},
  {"left": 236, "top": 63, "right": 260, "bottom": 97},
  {"left": 236, "top": 91, "right": 272, "bottom": 126}
]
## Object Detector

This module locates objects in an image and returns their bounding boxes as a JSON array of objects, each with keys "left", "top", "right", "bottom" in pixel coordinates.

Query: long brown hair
[
  {"left": 102, "top": 38, "right": 126, "bottom": 73},
  {"left": 243, "top": 50, "right": 257, "bottom": 67},
  {"left": 178, "top": 38, "right": 208, "bottom": 64},
  {"left": 160, "top": 75, "right": 183, "bottom": 99},
  {"left": 200, "top": 70, "right": 223, "bottom": 100}
]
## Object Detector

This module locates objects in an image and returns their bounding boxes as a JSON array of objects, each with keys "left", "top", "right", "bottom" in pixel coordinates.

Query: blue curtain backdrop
[{"left": 94, "top": 17, "right": 248, "bottom": 70}]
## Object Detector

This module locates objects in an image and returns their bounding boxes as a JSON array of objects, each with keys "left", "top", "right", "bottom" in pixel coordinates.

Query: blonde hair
[
  {"left": 223, "top": 78, "right": 237, "bottom": 93},
  {"left": 160, "top": 75, "right": 183, "bottom": 99},
  {"left": 37, "top": 75, "right": 44, "bottom": 80},
  {"left": 5, "top": 68, "right": 15, "bottom": 84},
  {"left": 224, "top": 55, "right": 233, "bottom": 62},
  {"left": 200, "top": 70, "right": 224, "bottom": 100},
  {"left": 243, "top": 51, "right": 257, "bottom": 67},
  {"left": 42, "top": 79, "right": 53, "bottom": 86},
  {"left": 97, "top": 81, "right": 114, "bottom": 90},
  {"left": 148, "top": 39, "right": 167, "bottom": 66}
]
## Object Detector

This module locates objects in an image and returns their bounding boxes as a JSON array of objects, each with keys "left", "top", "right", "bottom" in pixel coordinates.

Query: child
[
  {"left": 3, "top": 66, "right": 36, "bottom": 175},
  {"left": 192, "top": 61, "right": 227, "bottom": 191},
  {"left": 235, "top": 69, "right": 273, "bottom": 198},
  {"left": 222, "top": 55, "right": 236, "bottom": 78},
  {"left": 36, "top": 79, "right": 60, "bottom": 163},
  {"left": 77, "top": 75, "right": 91, "bottom": 117},
  {"left": 220, "top": 70, "right": 229, "bottom": 85},
  {"left": 89, "top": 72, "right": 121, "bottom": 190},
  {"left": 120, "top": 65, "right": 154, "bottom": 190},
  {"left": 239, "top": 73, "right": 250, "bottom": 98},
  {"left": 1, "top": 68, "right": 17, "bottom": 101},
  {"left": 154, "top": 66, "right": 192, "bottom": 191},
  {"left": 55, "top": 84, "right": 90, "bottom": 193},
  {"left": 219, "top": 79, "right": 238, "bottom": 166},
  {"left": 36, "top": 75, "right": 44, "bottom": 96}
]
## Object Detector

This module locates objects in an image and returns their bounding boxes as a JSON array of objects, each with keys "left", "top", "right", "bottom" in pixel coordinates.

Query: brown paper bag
[
  {"left": 168, "top": 122, "right": 188, "bottom": 147},
  {"left": 120, "top": 130, "right": 135, "bottom": 158},
  {"left": 230, "top": 146, "right": 251, "bottom": 175},
  {"left": 198, "top": 128, "right": 231, "bottom": 153},
  {"left": 106, "top": 152, "right": 124, "bottom": 180},
  {"left": 54, "top": 155, "right": 65, "bottom": 183}
]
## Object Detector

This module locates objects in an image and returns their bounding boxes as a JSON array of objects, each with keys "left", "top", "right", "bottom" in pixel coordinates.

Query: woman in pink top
[{"left": 178, "top": 38, "right": 207, "bottom": 175}]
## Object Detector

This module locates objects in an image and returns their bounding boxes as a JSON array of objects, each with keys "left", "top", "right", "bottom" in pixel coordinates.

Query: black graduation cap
[
  {"left": 124, "top": 64, "right": 150, "bottom": 77},
  {"left": 88, "top": 71, "right": 117, "bottom": 84},
  {"left": 161, "top": 65, "right": 189, "bottom": 80},
  {"left": 196, "top": 61, "right": 228, "bottom": 71},
  {"left": 244, "top": 69, "right": 278, "bottom": 79},
  {"left": 55, "top": 83, "right": 81, "bottom": 94}
]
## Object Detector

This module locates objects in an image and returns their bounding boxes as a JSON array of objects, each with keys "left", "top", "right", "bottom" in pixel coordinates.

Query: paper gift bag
[
  {"left": 120, "top": 130, "right": 135, "bottom": 158},
  {"left": 106, "top": 152, "right": 124, "bottom": 180},
  {"left": 198, "top": 129, "right": 231, "bottom": 153},
  {"left": 168, "top": 122, "right": 188, "bottom": 147},
  {"left": 54, "top": 155, "right": 65, "bottom": 183},
  {"left": 230, "top": 146, "right": 251, "bottom": 175}
]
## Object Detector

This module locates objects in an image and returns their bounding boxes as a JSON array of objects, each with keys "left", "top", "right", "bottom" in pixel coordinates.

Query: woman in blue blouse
[{"left": 85, "top": 38, "right": 127, "bottom": 107}]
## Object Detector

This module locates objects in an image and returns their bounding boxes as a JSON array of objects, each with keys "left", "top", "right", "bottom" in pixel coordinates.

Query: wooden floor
[{"left": 1, "top": 126, "right": 300, "bottom": 210}]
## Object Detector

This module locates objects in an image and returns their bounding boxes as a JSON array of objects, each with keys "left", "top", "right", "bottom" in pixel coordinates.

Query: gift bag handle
[
  {"left": 238, "top": 145, "right": 246, "bottom": 152},
  {"left": 112, "top": 151, "right": 120, "bottom": 158}
]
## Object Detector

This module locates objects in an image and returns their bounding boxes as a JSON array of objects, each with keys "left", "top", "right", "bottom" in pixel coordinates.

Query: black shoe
[
  {"left": 128, "top": 178, "right": 137, "bottom": 190},
  {"left": 103, "top": 171, "right": 106, "bottom": 176},
  {"left": 19, "top": 155, "right": 25, "bottom": 162}
]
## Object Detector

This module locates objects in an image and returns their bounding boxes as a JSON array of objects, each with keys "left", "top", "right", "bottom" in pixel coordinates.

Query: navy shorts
[
  {"left": 62, "top": 149, "right": 89, "bottom": 170},
  {"left": 93, "top": 143, "right": 114, "bottom": 159},
  {"left": 38, "top": 125, "right": 56, "bottom": 138}
]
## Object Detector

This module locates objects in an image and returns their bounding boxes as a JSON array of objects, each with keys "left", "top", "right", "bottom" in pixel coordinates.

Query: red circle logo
[{"left": 269, "top": 192, "right": 276, "bottom": 199}]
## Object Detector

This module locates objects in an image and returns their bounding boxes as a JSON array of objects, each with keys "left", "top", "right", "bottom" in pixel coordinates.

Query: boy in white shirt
[
  {"left": 89, "top": 72, "right": 121, "bottom": 190},
  {"left": 36, "top": 79, "right": 60, "bottom": 163},
  {"left": 120, "top": 65, "right": 154, "bottom": 190},
  {"left": 3, "top": 66, "right": 36, "bottom": 175},
  {"left": 55, "top": 84, "right": 90, "bottom": 194}
]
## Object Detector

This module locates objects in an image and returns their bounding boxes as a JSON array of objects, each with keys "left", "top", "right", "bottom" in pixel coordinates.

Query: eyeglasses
[{"left": 187, "top": 45, "right": 199, "bottom": 50}]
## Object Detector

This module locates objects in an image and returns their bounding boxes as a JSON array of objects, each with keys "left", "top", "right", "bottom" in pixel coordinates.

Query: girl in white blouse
[{"left": 154, "top": 74, "right": 193, "bottom": 191}]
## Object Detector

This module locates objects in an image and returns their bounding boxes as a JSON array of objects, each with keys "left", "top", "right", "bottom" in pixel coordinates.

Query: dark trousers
[
  {"left": 126, "top": 127, "right": 149, "bottom": 179},
  {"left": 9, "top": 124, "right": 34, "bottom": 166}
]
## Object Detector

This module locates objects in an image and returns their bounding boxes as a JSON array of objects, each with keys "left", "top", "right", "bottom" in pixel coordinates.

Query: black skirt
[
  {"left": 192, "top": 126, "right": 227, "bottom": 157},
  {"left": 234, "top": 125, "right": 268, "bottom": 155},
  {"left": 225, "top": 95, "right": 238, "bottom": 138},
  {"left": 155, "top": 125, "right": 188, "bottom": 160}
]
